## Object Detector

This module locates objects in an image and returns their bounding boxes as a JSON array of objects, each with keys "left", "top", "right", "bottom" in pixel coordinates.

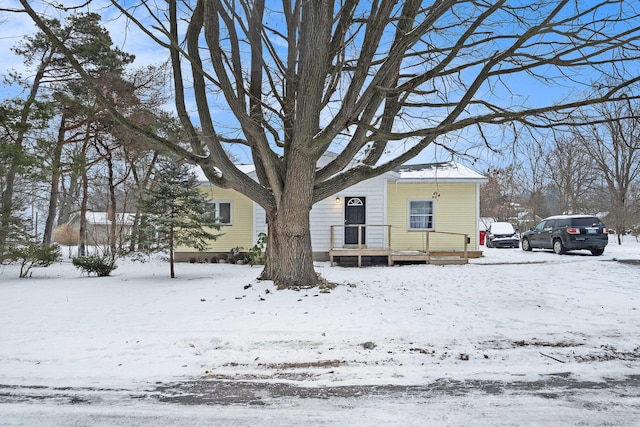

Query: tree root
[{"left": 273, "top": 272, "right": 338, "bottom": 291}]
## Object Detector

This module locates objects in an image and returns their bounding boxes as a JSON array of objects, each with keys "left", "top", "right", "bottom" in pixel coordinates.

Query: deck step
[
  {"left": 330, "top": 250, "right": 472, "bottom": 266},
  {"left": 428, "top": 256, "right": 469, "bottom": 265}
]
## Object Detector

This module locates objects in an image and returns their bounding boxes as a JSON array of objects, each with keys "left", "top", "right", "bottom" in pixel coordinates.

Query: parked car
[
  {"left": 521, "top": 215, "right": 608, "bottom": 256},
  {"left": 485, "top": 222, "right": 519, "bottom": 248}
]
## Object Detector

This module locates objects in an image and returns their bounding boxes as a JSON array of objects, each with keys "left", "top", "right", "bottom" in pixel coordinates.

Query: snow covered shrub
[
  {"left": 7, "top": 243, "right": 61, "bottom": 278},
  {"left": 72, "top": 255, "right": 117, "bottom": 277}
]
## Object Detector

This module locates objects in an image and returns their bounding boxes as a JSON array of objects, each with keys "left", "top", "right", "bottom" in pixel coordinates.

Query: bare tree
[
  {"left": 18, "top": 0, "right": 640, "bottom": 288},
  {"left": 511, "top": 131, "right": 553, "bottom": 224},
  {"left": 571, "top": 99, "right": 640, "bottom": 243},
  {"left": 480, "top": 166, "right": 520, "bottom": 222},
  {"left": 544, "top": 135, "right": 599, "bottom": 215}
]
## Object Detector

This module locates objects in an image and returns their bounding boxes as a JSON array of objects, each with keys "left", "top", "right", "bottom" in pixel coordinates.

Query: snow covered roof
[
  {"left": 195, "top": 164, "right": 256, "bottom": 182},
  {"left": 233, "top": 164, "right": 257, "bottom": 174},
  {"left": 84, "top": 212, "right": 136, "bottom": 225},
  {"left": 196, "top": 160, "right": 487, "bottom": 184},
  {"left": 393, "top": 162, "right": 488, "bottom": 183}
]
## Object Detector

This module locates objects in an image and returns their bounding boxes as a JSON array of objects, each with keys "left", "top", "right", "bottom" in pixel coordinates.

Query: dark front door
[{"left": 345, "top": 197, "right": 366, "bottom": 245}]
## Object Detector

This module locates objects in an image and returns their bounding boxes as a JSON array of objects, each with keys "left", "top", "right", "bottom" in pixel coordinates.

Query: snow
[
  {"left": 488, "top": 221, "right": 516, "bottom": 234},
  {"left": 82, "top": 211, "right": 137, "bottom": 225},
  {"left": 1, "top": 237, "right": 640, "bottom": 425},
  {"left": 396, "top": 161, "right": 488, "bottom": 182}
]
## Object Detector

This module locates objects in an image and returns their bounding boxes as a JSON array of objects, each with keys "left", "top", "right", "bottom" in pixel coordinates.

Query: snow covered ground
[{"left": 1, "top": 236, "right": 639, "bottom": 425}]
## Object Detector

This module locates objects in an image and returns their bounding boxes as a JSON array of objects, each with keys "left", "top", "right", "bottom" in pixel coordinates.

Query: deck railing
[
  {"left": 329, "top": 225, "right": 469, "bottom": 255},
  {"left": 329, "top": 224, "right": 391, "bottom": 250},
  {"left": 329, "top": 226, "right": 471, "bottom": 266},
  {"left": 423, "top": 230, "right": 469, "bottom": 259}
]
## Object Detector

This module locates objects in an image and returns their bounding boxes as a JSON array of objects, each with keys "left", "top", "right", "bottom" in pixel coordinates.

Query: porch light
[{"left": 335, "top": 196, "right": 341, "bottom": 204}]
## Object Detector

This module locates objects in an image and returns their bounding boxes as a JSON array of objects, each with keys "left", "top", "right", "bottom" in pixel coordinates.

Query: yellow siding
[
  {"left": 387, "top": 182, "right": 478, "bottom": 251},
  {"left": 175, "top": 184, "right": 255, "bottom": 253}
]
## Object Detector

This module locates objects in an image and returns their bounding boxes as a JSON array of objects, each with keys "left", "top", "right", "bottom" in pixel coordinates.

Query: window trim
[
  {"left": 408, "top": 199, "right": 435, "bottom": 231},
  {"left": 207, "top": 200, "right": 233, "bottom": 225}
]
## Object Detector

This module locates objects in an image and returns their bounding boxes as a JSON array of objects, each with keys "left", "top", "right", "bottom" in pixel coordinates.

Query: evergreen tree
[
  {"left": 137, "top": 160, "right": 221, "bottom": 278},
  {"left": 0, "top": 99, "right": 47, "bottom": 259}
]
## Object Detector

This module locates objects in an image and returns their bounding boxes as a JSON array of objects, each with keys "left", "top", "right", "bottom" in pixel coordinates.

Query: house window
[
  {"left": 207, "top": 201, "right": 232, "bottom": 225},
  {"left": 408, "top": 200, "right": 434, "bottom": 230}
]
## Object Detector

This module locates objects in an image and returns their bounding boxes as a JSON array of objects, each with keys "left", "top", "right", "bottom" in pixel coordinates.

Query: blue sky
[
  {"left": 0, "top": 2, "right": 513, "bottom": 170},
  {"left": 3, "top": 1, "right": 636, "bottom": 172},
  {"left": 0, "top": 2, "right": 555, "bottom": 171}
]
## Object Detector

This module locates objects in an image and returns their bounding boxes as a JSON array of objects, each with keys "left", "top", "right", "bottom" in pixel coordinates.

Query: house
[
  {"left": 58, "top": 211, "right": 136, "bottom": 247},
  {"left": 175, "top": 160, "right": 488, "bottom": 265}
]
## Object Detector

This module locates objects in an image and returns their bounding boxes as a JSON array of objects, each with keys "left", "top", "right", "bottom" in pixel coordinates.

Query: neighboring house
[
  {"left": 176, "top": 157, "right": 488, "bottom": 265},
  {"left": 60, "top": 211, "right": 136, "bottom": 246},
  {"left": 515, "top": 210, "right": 543, "bottom": 232}
]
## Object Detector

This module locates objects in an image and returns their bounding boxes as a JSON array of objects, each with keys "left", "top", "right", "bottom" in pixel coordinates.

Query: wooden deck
[
  {"left": 329, "top": 249, "right": 478, "bottom": 266},
  {"left": 328, "top": 225, "right": 479, "bottom": 267}
]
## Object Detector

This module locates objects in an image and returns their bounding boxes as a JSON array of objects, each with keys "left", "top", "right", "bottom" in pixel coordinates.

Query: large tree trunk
[
  {"left": 261, "top": 206, "right": 316, "bottom": 289},
  {"left": 43, "top": 113, "right": 67, "bottom": 245},
  {"left": 259, "top": 154, "right": 318, "bottom": 289}
]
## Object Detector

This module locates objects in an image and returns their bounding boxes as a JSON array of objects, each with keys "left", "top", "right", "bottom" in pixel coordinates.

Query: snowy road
[{"left": 1, "top": 374, "right": 640, "bottom": 426}]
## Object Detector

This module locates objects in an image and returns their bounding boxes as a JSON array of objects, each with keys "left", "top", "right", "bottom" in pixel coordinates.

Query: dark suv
[{"left": 521, "top": 215, "right": 609, "bottom": 256}]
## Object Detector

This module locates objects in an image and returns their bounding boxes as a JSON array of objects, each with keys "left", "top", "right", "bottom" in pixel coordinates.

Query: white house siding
[
  {"left": 252, "top": 174, "right": 389, "bottom": 258},
  {"left": 254, "top": 202, "right": 267, "bottom": 241},
  {"left": 311, "top": 175, "right": 389, "bottom": 252}
]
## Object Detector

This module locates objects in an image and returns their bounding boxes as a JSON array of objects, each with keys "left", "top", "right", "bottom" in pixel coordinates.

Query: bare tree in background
[
  {"left": 544, "top": 135, "right": 599, "bottom": 216},
  {"left": 571, "top": 99, "right": 640, "bottom": 244},
  {"left": 17, "top": 0, "right": 640, "bottom": 288},
  {"left": 512, "top": 132, "right": 552, "bottom": 223},
  {"left": 480, "top": 166, "right": 520, "bottom": 222}
]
